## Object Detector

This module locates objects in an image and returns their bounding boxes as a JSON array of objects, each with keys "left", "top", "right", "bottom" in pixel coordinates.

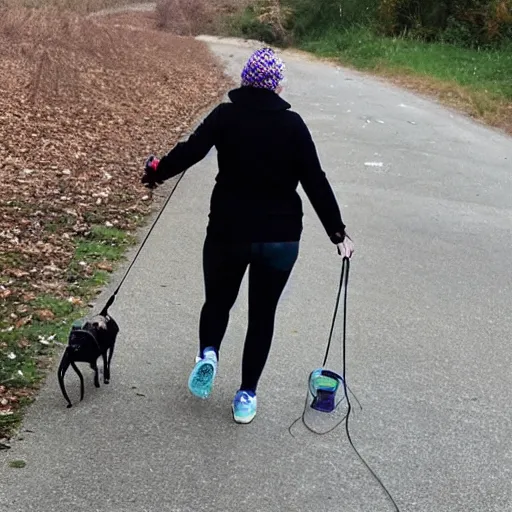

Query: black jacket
[{"left": 153, "top": 86, "right": 346, "bottom": 244}]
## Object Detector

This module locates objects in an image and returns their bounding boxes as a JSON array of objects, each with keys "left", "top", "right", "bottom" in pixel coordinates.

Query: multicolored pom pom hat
[{"left": 241, "top": 47, "right": 285, "bottom": 92}]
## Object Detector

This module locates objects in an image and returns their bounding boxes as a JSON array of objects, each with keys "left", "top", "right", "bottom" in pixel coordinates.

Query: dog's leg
[
  {"left": 105, "top": 344, "right": 115, "bottom": 384},
  {"left": 102, "top": 351, "right": 109, "bottom": 384},
  {"left": 70, "top": 361, "right": 85, "bottom": 402},
  {"left": 91, "top": 361, "right": 100, "bottom": 388},
  {"left": 58, "top": 351, "right": 73, "bottom": 408}
]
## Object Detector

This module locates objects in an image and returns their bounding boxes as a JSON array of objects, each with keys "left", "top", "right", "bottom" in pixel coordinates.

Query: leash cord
[
  {"left": 99, "top": 171, "right": 188, "bottom": 314},
  {"left": 288, "top": 258, "right": 401, "bottom": 512}
]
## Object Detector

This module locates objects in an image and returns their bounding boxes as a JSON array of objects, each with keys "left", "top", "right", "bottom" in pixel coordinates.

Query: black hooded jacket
[{"left": 152, "top": 86, "right": 346, "bottom": 244}]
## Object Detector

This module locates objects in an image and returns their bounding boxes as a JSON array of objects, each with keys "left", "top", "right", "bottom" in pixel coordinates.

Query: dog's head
[{"left": 67, "top": 329, "right": 100, "bottom": 359}]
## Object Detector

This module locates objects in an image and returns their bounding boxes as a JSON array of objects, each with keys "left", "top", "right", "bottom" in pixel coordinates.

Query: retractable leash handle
[{"left": 145, "top": 155, "right": 160, "bottom": 171}]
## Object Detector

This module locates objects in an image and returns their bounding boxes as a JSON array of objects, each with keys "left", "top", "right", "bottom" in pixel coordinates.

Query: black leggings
[{"left": 199, "top": 235, "right": 299, "bottom": 393}]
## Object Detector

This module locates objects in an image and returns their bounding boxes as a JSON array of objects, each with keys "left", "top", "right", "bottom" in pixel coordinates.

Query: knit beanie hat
[{"left": 241, "top": 47, "right": 285, "bottom": 91}]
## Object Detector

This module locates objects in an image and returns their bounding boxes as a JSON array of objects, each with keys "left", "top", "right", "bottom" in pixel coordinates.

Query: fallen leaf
[
  {"left": 11, "top": 269, "right": 30, "bottom": 278},
  {"left": 0, "top": 289, "right": 12, "bottom": 299},
  {"left": 35, "top": 309, "right": 55, "bottom": 321},
  {"left": 8, "top": 460, "right": 26, "bottom": 468},
  {"left": 15, "top": 316, "right": 32, "bottom": 328}
]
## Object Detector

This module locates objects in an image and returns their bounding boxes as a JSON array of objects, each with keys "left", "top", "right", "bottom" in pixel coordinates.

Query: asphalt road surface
[{"left": 1, "top": 36, "right": 511, "bottom": 512}]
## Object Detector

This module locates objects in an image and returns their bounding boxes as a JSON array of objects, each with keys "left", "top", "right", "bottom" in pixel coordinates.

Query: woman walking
[{"left": 142, "top": 48, "right": 354, "bottom": 424}]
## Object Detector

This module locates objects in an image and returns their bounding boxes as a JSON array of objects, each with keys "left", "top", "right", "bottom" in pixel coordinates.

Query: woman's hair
[{"left": 241, "top": 48, "right": 285, "bottom": 92}]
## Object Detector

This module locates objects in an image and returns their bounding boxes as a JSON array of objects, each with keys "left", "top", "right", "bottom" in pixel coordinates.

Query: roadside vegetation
[
  {"left": 0, "top": 1, "right": 230, "bottom": 441},
  {"left": 225, "top": 0, "right": 512, "bottom": 133}
]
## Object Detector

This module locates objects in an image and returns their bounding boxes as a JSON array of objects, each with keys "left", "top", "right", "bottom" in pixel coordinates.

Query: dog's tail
[{"left": 58, "top": 349, "right": 85, "bottom": 408}]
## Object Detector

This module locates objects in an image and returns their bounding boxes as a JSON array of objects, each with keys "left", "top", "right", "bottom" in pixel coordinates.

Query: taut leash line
[{"left": 99, "top": 171, "right": 188, "bottom": 315}]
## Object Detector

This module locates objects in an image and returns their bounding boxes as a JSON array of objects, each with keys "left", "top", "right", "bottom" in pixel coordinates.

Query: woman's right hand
[{"left": 337, "top": 234, "right": 354, "bottom": 259}]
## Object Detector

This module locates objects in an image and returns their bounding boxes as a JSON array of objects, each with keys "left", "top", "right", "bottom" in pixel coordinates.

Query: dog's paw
[
  {"left": 104, "top": 379, "right": 110, "bottom": 385},
  {"left": 66, "top": 404, "right": 72, "bottom": 409}
]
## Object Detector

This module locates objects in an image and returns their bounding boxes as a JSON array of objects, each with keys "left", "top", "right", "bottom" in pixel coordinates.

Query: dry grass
[
  {"left": 370, "top": 67, "right": 512, "bottom": 136},
  {"left": 155, "top": 0, "right": 249, "bottom": 35},
  {"left": 155, "top": 0, "right": 211, "bottom": 35},
  {"left": 0, "top": 0, "right": 151, "bottom": 14}
]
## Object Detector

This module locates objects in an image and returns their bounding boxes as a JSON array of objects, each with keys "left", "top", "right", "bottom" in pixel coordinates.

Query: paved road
[{"left": 1, "top": 37, "right": 511, "bottom": 512}]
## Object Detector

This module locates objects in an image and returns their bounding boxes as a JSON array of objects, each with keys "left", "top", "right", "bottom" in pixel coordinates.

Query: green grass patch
[
  {"left": 300, "top": 27, "right": 512, "bottom": 102},
  {"left": 76, "top": 226, "right": 132, "bottom": 262},
  {"left": 0, "top": 224, "right": 137, "bottom": 439},
  {"left": 75, "top": 239, "right": 123, "bottom": 263},
  {"left": 66, "top": 226, "right": 134, "bottom": 284},
  {"left": 31, "top": 296, "right": 75, "bottom": 317}
]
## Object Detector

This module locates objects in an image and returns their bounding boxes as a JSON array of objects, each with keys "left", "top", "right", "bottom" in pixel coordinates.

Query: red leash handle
[{"left": 145, "top": 155, "right": 160, "bottom": 172}]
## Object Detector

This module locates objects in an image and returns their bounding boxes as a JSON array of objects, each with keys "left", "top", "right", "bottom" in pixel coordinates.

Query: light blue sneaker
[
  {"left": 232, "top": 390, "right": 257, "bottom": 424},
  {"left": 188, "top": 347, "right": 218, "bottom": 399}
]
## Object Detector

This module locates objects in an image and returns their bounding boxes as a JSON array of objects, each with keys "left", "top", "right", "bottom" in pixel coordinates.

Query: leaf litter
[{"left": 0, "top": 7, "right": 232, "bottom": 436}]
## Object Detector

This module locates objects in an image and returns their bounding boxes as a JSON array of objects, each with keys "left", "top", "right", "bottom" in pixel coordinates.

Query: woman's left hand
[{"left": 337, "top": 234, "right": 354, "bottom": 259}]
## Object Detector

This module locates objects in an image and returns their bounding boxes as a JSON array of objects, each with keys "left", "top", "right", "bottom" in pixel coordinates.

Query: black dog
[{"left": 58, "top": 304, "right": 119, "bottom": 408}]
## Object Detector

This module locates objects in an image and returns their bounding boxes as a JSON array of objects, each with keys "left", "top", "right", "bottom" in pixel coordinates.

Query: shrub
[
  {"left": 155, "top": 0, "right": 213, "bottom": 36},
  {"left": 229, "top": 0, "right": 293, "bottom": 45},
  {"left": 376, "top": 0, "right": 512, "bottom": 48}
]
